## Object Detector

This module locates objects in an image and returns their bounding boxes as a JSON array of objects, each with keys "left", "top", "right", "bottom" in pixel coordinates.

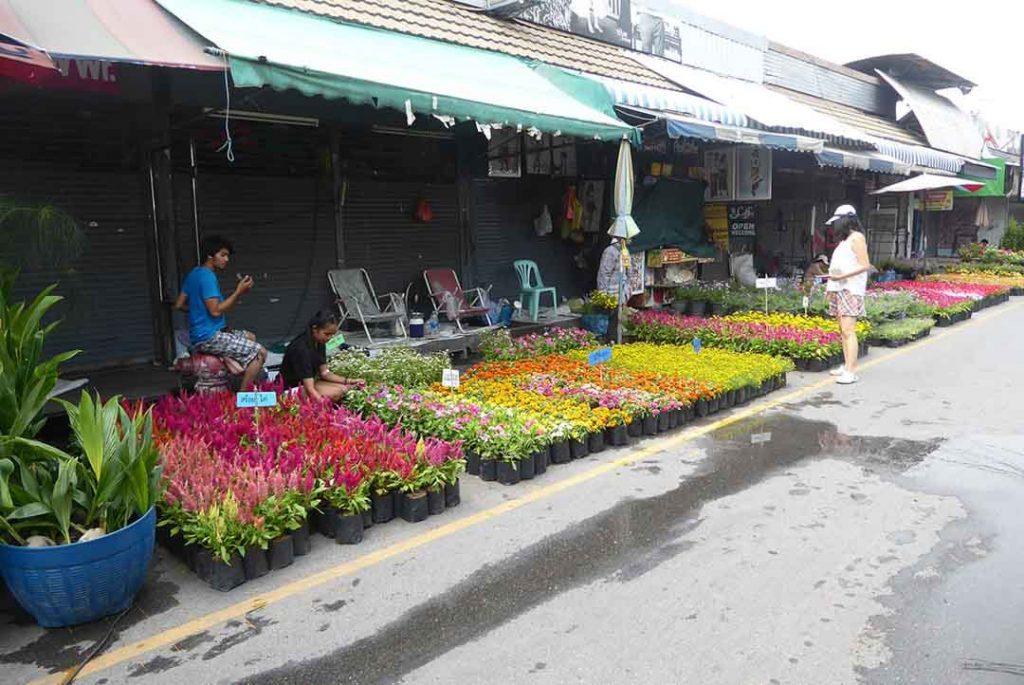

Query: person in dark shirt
[{"left": 280, "top": 310, "right": 363, "bottom": 402}]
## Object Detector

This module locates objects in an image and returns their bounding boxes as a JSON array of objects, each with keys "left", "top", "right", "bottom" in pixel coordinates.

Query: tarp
[
  {"left": 871, "top": 174, "right": 984, "bottom": 194},
  {"left": 660, "top": 110, "right": 824, "bottom": 152},
  {"left": 156, "top": 0, "right": 637, "bottom": 143},
  {"left": 0, "top": 0, "right": 221, "bottom": 69},
  {"left": 629, "top": 178, "right": 714, "bottom": 256}
]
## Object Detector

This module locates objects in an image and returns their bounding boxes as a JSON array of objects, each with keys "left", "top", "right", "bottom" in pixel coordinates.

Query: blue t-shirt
[{"left": 182, "top": 266, "right": 225, "bottom": 345}]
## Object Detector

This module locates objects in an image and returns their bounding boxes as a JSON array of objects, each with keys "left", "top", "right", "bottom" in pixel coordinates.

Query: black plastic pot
[
  {"left": 721, "top": 391, "right": 734, "bottom": 409},
  {"left": 336, "top": 513, "right": 364, "bottom": 544},
  {"left": 675, "top": 408, "right": 687, "bottom": 427},
  {"left": 480, "top": 459, "right": 498, "bottom": 481},
  {"left": 371, "top": 492, "right": 395, "bottom": 523},
  {"left": 588, "top": 431, "right": 606, "bottom": 453},
  {"left": 533, "top": 449, "right": 548, "bottom": 476},
  {"left": 627, "top": 420, "right": 642, "bottom": 438},
  {"left": 268, "top": 535, "right": 294, "bottom": 571},
  {"left": 760, "top": 379, "right": 772, "bottom": 396},
  {"left": 400, "top": 491, "right": 429, "bottom": 522},
  {"left": 207, "top": 552, "right": 246, "bottom": 592},
  {"left": 292, "top": 521, "right": 311, "bottom": 556},
  {"left": 496, "top": 460, "right": 520, "bottom": 485},
  {"left": 243, "top": 547, "right": 269, "bottom": 581},
  {"left": 519, "top": 453, "right": 537, "bottom": 480},
  {"left": 808, "top": 358, "right": 827, "bottom": 373},
  {"left": 551, "top": 441, "right": 572, "bottom": 464},
  {"left": 685, "top": 406, "right": 696, "bottom": 422},
  {"left": 570, "top": 439, "right": 588, "bottom": 459},
  {"left": 642, "top": 415, "right": 658, "bottom": 436},
  {"left": 657, "top": 412, "right": 670, "bottom": 432},
  {"left": 606, "top": 424, "right": 629, "bottom": 446},
  {"left": 689, "top": 300, "right": 707, "bottom": 317},
  {"left": 667, "top": 409, "right": 679, "bottom": 429},
  {"left": 709, "top": 302, "right": 725, "bottom": 316},
  {"left": 317, "top": 506, "right": 339, "bottom": 538},
  {"left": 736, "top": 387, "right": 747, "bottom": 405},
  {"left": 695, "top": 399, "right": 709, "bottom": 417},
  {"left": 427, "top": 488, "right": 446, "bottom": 515},
  {"left": 362, "top": 509, "right": 373, "bottom": 529},
  {"left": 794, "top": 358, "right": 809, "bottom": 371},
  {"left": 708, "top": 396, "right": 720, "bottom": 414},
  {"left": 444, "top": 479, "right": 461, "bottom": 508},
  {"left": 465, "top": 451, "right": 481, "bottom": 476}
]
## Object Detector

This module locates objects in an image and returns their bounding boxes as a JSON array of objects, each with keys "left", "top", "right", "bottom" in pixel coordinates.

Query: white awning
[
  {"left": 633, "top": 53, "right": 876, "bottom": 148},
  {"left": 871, "top": 174, "right": 984, "bottom": 194}
]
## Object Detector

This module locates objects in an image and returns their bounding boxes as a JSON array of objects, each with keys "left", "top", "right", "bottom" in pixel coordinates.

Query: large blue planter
[
  {"left": 580, "top": 313, "right": 610, "bottom": 336},
  {"left": 0, "top": 506, "right": 156, "bottom": 627}
]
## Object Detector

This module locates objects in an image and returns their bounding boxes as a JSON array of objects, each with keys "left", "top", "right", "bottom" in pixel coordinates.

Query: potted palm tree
[{"left": 0, "top": 273, "right": 162, "bottom": 627}]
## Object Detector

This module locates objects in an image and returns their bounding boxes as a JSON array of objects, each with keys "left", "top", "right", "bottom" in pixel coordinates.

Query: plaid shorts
[
  {"left": 828, "top": 291, "right": 866, "bottom": 318},
  {"left": 192, "top": 329, "right": 262, "bottom": 368}
]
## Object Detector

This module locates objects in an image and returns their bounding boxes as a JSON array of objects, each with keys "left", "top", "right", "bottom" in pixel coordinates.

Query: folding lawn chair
[
  {"left": 422, "top": 268, "right": 492, "bottom": 333},
  {"left": 328, "top": 268, "right": 407, "bottom": 344}
]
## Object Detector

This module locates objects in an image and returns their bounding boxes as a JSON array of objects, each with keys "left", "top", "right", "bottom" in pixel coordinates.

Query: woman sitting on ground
[{"left": 280, "top": 310, "right": 364, "bottom": 401}]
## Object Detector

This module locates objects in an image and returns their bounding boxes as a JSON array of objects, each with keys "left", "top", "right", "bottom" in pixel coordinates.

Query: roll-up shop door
[
  {"left": 0, "top": 161, "right": 154, "bottom": 370},
  {"left": 470, "top": 178, "right": 588, "bottom": 301},
  {"left": 342, "top": 180, "right": 460, "bottom": 295},
  {"left": 186, "top": 172, "right": 336, "bottom": 347}
]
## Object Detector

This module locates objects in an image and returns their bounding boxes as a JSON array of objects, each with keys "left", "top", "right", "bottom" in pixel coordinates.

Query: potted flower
[
  {"left": 579, "top": 290, "right": 617, "bottom": 336},
  {"left": 321, "top": 468, "right": 370, "bottom": 545}
]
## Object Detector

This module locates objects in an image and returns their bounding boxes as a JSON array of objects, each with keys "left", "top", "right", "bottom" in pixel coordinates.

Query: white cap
[{"left": 825, "top": 204, "right": 857, "bottom": 225}]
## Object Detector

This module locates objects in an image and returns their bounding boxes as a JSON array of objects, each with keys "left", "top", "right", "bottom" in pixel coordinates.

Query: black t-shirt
[{"left": 280, "top": 331, "right": 326, "bottom": 389}]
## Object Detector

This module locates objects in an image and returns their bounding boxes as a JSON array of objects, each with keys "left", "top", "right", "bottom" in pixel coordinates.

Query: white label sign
[
  {"left": 442, "top": 369, "right": 461, "bottom": 389},
  {"left": 755, "top": 277, "right": 778, "bottom": 289},
  {"left": 750, "top": 432, "right": 773, "bottom": 444}
]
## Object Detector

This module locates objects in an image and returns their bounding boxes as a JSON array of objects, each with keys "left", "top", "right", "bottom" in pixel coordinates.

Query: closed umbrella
[{"left": 608, "top": 138, "right": 639, "bottom": 343}]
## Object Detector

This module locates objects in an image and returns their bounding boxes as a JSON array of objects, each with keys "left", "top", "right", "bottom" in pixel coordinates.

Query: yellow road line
[{"left": 33, "top": 299, "right": 1024, "bottom": 685}]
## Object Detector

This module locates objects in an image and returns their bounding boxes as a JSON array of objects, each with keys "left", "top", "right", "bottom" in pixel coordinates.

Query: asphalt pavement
[{"left": 4, "top": 300, "right": 1024, "bottom": 685}]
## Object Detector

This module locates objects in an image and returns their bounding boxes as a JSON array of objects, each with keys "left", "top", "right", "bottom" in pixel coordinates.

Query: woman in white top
[{"left": 825, "top": 205, "right": 873, "bottom": 385}]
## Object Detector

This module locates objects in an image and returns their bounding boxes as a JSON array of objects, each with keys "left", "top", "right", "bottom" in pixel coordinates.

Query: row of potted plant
[
  {"left": 327, "top": 347, "right": 450, "bottom": 388},
  {"left": 628, "top": 310, "right": 843, "bottom": 366},
  {"left": 866, "top": 318, "right": 935, "bottom": 347},
  {"left": 478, "top": 327, "right": 599, "bottom": 362},
  {"left": 152, "top": 392, "right": 465, "bottom": 591}
]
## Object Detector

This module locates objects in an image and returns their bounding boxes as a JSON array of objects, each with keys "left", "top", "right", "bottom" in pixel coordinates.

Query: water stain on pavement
[
  {"left": 247, "top": 414, "right": 942, "bottom": 685},
  {"left": 0, "top": 573, "right": 181, "bottom": 673},
  {"left": 202, "top": 614, "right": 277, "bottom": 662}
]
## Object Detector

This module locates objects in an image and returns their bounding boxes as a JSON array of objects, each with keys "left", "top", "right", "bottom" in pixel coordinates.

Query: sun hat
[{"left": 825, "top": 204, "right": 857, "bottom": 225}]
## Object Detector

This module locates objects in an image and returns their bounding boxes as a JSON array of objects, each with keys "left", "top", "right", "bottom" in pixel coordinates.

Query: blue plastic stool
[{"left": 513, "top": 260, "right": 558, "bottom": 322}]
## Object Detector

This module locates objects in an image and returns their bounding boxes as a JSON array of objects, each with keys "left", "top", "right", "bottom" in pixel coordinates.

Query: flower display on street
[{"left": 479, "top": 327, "right": 598, "bottom": 361}]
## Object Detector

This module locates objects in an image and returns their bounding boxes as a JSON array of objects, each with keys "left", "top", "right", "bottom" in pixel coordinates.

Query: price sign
[
  {"left": 236, "top": 391, "right": 278, "bottom": 408},
  {"left": 750, "top": 432, "right": 772, "bottom": 444},
  {"left": 588, "top": 347, "right": 613, "bottom": 366},
  {"left": 326, "top": 333, "right": 346, "bottom": 354},
  {"left": 755, "top": 277, "right": 778, "bottom": 289},
  {"left": 442, "top": 369, "right": 461, "bottom": 389},
  {"left": 368, "top": 348, "right": 382, "bottom": 359},
  {"left": 692, "top": 337, "right": 702, "bottom": 353}
]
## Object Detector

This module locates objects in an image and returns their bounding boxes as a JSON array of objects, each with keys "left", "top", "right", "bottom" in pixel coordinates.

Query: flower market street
[{"left": 0, "top": 301, "right": 1020, "bottom": 685}]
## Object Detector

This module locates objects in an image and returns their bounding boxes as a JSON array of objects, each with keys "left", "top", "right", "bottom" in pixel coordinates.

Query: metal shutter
[
  {"left": 470, "top": 178, "right": 589, "bottom": 302},
  {"left": 0, "top": 161, "right": 154, "bottom": 369},
  {"left": 187, "top": 172, "right": 337, "bottom": 347},
  {"left": 342, "top": 179, "right": 460, "bottom": 296}
]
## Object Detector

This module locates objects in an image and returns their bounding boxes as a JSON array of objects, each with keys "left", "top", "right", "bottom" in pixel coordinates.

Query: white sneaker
[
  {"left": 829, "top": 366, "right": 846, "bottom": 377},
  {"left": 836, "top": 371, "right": 859, "bottom": 385}
]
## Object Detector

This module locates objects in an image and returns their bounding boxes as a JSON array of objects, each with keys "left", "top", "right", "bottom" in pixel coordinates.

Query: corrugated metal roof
[
  {"left": 846, "top": 54, "right": 976, "bottom": 90},
  {"left": 247, "top": 0, "right": 675, "bottom": 88},
  {"left": 767, "top": 86, "right": 924, "bottom": 147}
]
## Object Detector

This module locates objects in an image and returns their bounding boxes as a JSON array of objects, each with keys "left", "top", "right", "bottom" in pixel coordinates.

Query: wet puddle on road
[{"left": 247, "top": 414, "right": 944, "bottom": 685}]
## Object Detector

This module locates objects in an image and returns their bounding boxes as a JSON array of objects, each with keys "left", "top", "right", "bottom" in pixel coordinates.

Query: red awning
[{"left": 0, "top": 0, "right": 222, "bottom": 71}]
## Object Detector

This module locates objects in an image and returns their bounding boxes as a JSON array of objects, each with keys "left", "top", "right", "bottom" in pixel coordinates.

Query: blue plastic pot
[
  {"left": 580, "top": 313, "right": 610, "bottom": 336},
  {"left": 0, "top": 506, "right": 156, "bottom": 627}
]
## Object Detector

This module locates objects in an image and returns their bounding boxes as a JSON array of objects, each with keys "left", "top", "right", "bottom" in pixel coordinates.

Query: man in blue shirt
[{"left": 175, "top": 235, "right": 266, "bottom": 390}]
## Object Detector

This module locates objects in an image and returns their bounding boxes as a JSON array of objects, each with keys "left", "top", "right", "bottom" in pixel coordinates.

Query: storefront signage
[
  {"left": 588, "top": 347, "right": 613, "bottom": 366},
  {"left": 913, "top": 190, "right": 953, "bottom": 211},
  {"left": 702, "top": 203, "right": 729, "bottom": 250},
  {"left": 728, "top": 204, "right": 757, "bottom": 237},
  {"left": 236, "top": 391, "right": 278, "bottom": 408},
  {"left": 704, "top": 148, "right": 735, "bottom": 201}
]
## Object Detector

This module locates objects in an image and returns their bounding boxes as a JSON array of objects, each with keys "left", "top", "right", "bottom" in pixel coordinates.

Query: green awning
[{"left": 155, "top": 0, "right": 638, "bottom": 144}]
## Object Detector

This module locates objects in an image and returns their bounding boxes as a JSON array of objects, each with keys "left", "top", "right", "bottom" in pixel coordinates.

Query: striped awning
[
  {"left": 594, "top": 75, "right": 748, "bottom": 128},
  {"left": 870, "top": 139, "right": 964, "bottom": 175},
  {"left": 815, "top": 147, "right": 913, "bottom": 176},
  {"left": 662, "top": 111, "right": 824, "bottom": 152}
]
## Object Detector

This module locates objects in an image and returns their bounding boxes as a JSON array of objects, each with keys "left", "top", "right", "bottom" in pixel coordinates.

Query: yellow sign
[{"left": 914, "top": 190, "right": 954, "bottom": 211}]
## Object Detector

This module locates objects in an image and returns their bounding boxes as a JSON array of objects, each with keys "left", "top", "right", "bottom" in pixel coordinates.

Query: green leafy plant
[{"left": 867, "top": 318, "right": 934, "bottom": 343}]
